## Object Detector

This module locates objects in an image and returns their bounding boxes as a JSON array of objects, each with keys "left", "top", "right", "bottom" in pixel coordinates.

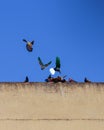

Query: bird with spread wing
[
  {"left": 23, "top": 39, "right": 34, "bottom": 52},
  {"left": 49, "top": 56, "right": 61, "bottom": 75},
  {"left": 54, "top": 56, "right": 61, "bottom": 73},
  {"left": 38, "top": 57, "right": 52, "bottom": 70}
]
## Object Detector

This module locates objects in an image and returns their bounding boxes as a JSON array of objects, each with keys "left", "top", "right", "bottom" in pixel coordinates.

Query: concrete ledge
[{"left": 0, "top": 82, "right": 104, "bottom": 130}]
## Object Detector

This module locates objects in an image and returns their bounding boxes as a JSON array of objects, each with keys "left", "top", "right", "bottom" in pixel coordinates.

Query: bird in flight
[
  {"left": 23, "top": 39, "right": 34, "bottom": 52},
  {"left": 38, "top": 57, "right": 52, "bottom": 70},
  {"left": 54, "top": 56, "right": 61, "bottom": 73},
  {"left": 49, "top": 56, "right": 61, "bottom": 75}
]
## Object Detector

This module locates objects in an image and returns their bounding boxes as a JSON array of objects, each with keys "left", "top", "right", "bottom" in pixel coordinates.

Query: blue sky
[{"left": 0, "top": 0, "right": 104, "bottom": 82}]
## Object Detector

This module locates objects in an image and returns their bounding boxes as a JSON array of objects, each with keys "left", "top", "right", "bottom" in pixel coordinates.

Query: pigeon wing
[
  {"left": 56, "top": 57, "right": 60, "bottom": 68},
  {"left": 63, "top": 75, "right": 67, "bottom": 79},
  {"left": 38, "top": 57, "right": 44, "bottom": 66},
  {"left": 23, "top": 39, "right": 27, "bottom": 43},
  {"left": 31, "top": 40, "right": 34, "bottom": 45},
  {"left": 44, "top": 61, "right": 52, "bottom": 67}
]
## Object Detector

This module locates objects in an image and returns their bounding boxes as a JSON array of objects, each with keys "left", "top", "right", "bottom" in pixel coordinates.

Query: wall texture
[{"left": 0, "top": 82, "right": 104, "bottom": 130}]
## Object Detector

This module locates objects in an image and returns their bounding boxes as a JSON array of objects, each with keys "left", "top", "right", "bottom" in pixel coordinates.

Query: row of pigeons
[
  {"left": 23, "top": 39, "right": 91, "bottom": 83},
  {"left": 24, "top": 75, "right": 91, "bottom": 83},
  {"left": 45, "top": 76, "right": 91, "bottom": 83}
]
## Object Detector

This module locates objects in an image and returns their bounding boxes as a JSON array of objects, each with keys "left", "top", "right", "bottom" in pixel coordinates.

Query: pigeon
[
  {"left": 45, "top": 74, "right": 53, "bottom": 82},
  {"left": 54, "top": 57, "right": 61, "bottom": 73},
  {"left": 38, "top": 57, "right": 52, "bottom": 70},
  {"left": 23, "top": 39, "right": 34, "bottom": 52},
  {"left": 69, "top": 78, "right": 77, "bottom": 83},
  {"left": 49, "top": 57, "right": 61, "bottom": 75},
  {"left": 84, "top": 77, "right": 91, "bottom": 83},
  {"left": 24, "top": 76, "right": 29, "bottom": 82},
  {"left": 51, "top": 76, "right": 66, "bottom": 83},
  {"left": 57, "top": 76, "right": 66, "bottom": 83}
]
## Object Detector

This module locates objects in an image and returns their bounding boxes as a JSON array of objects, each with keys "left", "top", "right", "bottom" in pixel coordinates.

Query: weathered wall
[{"left": 0, "top": 82, "right": 104, "bottom": 130}]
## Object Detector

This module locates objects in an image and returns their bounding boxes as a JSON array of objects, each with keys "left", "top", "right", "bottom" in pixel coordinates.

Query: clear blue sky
[{"left": 0, "top": 0, "right": 104, "bottom": 82}]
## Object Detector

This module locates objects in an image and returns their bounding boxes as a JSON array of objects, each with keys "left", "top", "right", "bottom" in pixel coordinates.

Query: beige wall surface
[{"left": 0, "top": 82, "right": 104, "bottom": 130}]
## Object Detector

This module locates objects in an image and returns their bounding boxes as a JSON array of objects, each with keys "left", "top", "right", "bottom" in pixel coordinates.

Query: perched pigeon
[
  {"left": 69, "top": 78, "right": 77, "bottom": 83},
  {"left": 23, "top": 39, "right": 34, "bottom": 52},
  {"left": 45, "top": 74, "right": 53, "bottom": 82},
  {"left": 38, "top": 57, "right": 52, "bottom": 70},
  {"left": 45, "top": 75, "right": 66, "bottom": 83},
  {"left": 84, "top": 77, "right": 91, "bottom": 83},
  {"left": 24, "top": 76, "right": 29, "bottom": 82}
]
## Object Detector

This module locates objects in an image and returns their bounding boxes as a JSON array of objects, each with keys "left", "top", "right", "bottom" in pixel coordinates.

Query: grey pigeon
[{"left": 38, "top": 57, "right": 52, "bottom": 70}]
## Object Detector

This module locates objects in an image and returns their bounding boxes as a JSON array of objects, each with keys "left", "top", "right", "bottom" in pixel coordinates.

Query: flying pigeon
[
  {"left": 49, "top": 57, "right": 61, "bottom": 75},
  {"left": 54, "top": 57, "right": 61, "bottom": 73},
  {"left": 24, "top": 76, "right": 29, "bottom": 82},
  {"left": 38, "top": 57, "right": 52, "bottom": 70},
  {"left": 84, "top": 77, "right": 91, "bottom": 83},
  {"left": 23, "top": 39, "right": 34, "bottom": 52}
]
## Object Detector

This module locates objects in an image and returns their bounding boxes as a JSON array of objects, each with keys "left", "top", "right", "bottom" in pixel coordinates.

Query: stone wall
[{"left": 0, "top": 82, "right": 104, "bottom": 130}]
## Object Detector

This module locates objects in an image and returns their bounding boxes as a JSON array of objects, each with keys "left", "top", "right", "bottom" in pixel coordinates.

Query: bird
[
  {"left": 23, "top": 39, "right": 34, "bottom": 52},
  {"left": 69, "top": 78, "right": 77, "bottom": 83},
  {"left": 84, "top": 77, "right": 91, "bottom": 83},
  {"left": 54, "top": 56, "right": 61, "bottom": 73},
  {"left": 24, "top": 76, "right": 29, "bottom": 82},
  {"left": 49, "top": 57, "right": 61, "bottom": 75},
  {"left": 45, "top": 74, "right": 53, "bottom": 82},
  {"left": 38, "top": 57, "right": 52, "bottom": 70}
]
